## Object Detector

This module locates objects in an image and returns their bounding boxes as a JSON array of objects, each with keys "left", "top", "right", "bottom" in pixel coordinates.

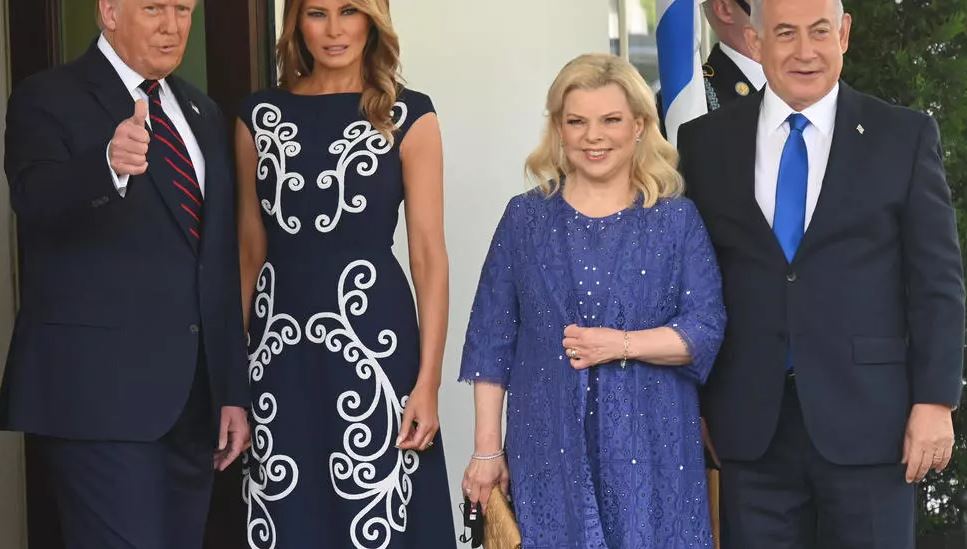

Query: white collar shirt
[
  {"left": 719, "top": 42, "right": 767, "bottom": 91},
  {"left": 755, "top": 82, "right": 839, "bottom": 230}
]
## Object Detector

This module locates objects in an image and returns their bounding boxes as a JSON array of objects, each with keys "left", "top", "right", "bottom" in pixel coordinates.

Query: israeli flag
[{"left": 657, "top": 0, "right": 708, "bottom": 146}]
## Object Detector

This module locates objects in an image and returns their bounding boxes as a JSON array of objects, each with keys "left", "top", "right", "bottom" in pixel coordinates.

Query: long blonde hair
[
  {"left": 525, "top": 53, "right": 683, "bottom": 207},
  {"left": 276, "top": 0, "right": 402, "bottom": 139}
]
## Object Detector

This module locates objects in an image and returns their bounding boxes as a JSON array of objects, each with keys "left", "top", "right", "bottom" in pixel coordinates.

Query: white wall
[
  {"left": 391, "top": 0, "right": 610, "bottom": 535},
  {"left": 0, "top": 0, "right": 27, "bottom": 546}
]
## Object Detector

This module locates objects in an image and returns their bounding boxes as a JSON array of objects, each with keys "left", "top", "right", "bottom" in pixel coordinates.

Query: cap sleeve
[{"left": 395, "top": 88, "right": 436, "bottom": 139}]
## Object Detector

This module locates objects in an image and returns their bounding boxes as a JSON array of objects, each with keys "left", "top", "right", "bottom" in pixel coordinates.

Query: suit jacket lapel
[
  {"left": 795, "top": 83, "right": 864, "bottom": 261},
  {"left": 168, "top": 77, "right": 214, "bottom": 250},
  {"left": 80, "top": 43, "right": 139, "bottom": 127},
  {"left": 729, "top": 92, "right": 788, "bottom": 262},
  {"left": 708, "top": 44, "right": 754, "bottom": 90},
  {"left": 167, "top": 78, "right": 215, "bottom": 172}
]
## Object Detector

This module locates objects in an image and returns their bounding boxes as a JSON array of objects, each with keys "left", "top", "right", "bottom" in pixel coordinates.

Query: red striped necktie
[{"left": 139, "top": 79, "right": 204, "bottom": 241}]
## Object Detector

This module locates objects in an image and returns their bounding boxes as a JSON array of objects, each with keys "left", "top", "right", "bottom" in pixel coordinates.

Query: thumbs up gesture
[{"left": 109, "top": 99, "right": 150, "bottom": 176}]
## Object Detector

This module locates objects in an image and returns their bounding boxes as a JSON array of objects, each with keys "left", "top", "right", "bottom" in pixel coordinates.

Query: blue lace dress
[
  {"left": 239, "top": 88, "right": 456, "bottom": 549},
  {"left": 459, "top": 190, "right": 726, "bottom": 548}
]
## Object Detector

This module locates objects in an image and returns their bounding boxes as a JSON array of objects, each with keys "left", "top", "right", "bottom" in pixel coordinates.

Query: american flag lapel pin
[{"left": 856, "top": 124, "right": 865, "bottom": 135}]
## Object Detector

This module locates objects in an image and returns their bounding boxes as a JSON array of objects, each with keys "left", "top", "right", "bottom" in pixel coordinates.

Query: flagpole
[
  {"left": 618, "top": 0, "right": 630, "bottom": 60},
  {"left": 700, "top": 2, "right": 712, "bottom": 60}
]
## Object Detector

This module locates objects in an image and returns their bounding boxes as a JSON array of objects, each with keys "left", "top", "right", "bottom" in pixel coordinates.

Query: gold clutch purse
[
  {"left": 484, "top": 486, "right": 522, "bottom": 549},
  {"left": 707, "top": 468, "right": 721, "bottom": 549}
]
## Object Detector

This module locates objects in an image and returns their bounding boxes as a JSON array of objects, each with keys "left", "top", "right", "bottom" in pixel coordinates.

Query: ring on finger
[{"left": 566, "top": 348, "right": 578, "bottom": 359}]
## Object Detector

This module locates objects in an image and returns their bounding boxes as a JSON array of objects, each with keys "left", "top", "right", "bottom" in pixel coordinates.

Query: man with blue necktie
[{"left": 680, "top": 0, "right": 964, "bottom": 547}]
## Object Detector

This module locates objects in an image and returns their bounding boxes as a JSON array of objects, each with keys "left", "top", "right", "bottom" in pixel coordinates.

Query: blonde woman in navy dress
[{"left": 235, "top": 1, "right": 455, "bottom": 547}]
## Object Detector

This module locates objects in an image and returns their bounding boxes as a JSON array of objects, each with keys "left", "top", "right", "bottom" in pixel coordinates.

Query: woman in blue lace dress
[
  {"left": 459, "top": 54, "right": 726, "bottom": 548},
  {"left": 235, "top": 1, "right": 455, "bottom": 548}
]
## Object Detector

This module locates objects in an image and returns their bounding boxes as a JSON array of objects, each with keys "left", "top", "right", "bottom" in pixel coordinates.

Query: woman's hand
[
  {"left": 396, "top": 382, "right": 440, "bottom": 451},
  {"left": 562, "top": 324, "right": 624, "bottom": 370},
  {"left": 462, "top": 455, "right": 510, "bottom": 514}
]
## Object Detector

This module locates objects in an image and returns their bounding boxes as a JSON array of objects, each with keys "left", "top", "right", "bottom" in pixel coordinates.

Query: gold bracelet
[{"left": 620, "top": 331, "right": 630, "bottom": 368}]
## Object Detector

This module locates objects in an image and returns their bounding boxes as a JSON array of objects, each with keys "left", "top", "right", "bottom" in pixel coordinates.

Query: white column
[
  {"left": 0, "top": 0, "right": 27, "bottom": 547},
  {"left": 391, "top": 0, "right": 610, "bottom": 534},
  {"left": 618, "top": 0, "right": 630, "bottom": 60}
]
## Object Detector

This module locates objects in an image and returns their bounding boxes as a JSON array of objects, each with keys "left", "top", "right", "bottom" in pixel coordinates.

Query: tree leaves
[{"left": 845, "top": 0, "right": 967, "bottom": 536}]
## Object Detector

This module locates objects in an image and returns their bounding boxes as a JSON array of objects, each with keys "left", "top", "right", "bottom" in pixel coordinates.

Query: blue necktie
[{"left": 773, "top": 113, "right": 810, "bottom": 263}]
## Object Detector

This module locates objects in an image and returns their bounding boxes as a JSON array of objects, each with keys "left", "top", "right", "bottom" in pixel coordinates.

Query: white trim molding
[{"left": 0, "top": 0, "right": 28, "bottom": 547}]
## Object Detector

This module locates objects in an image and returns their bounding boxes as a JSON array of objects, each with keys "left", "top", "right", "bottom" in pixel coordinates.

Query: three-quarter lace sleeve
[
  {"left": 458, "top": 201, "right": 520, "bottom": 387},
  {"left": 664, "top": 202, "right": 726, "bottom": 384}
]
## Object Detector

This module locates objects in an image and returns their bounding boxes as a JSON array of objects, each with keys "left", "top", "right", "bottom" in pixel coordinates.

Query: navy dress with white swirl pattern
[{"left": 239, "top": 88, "right": 456, "bottom": 549}]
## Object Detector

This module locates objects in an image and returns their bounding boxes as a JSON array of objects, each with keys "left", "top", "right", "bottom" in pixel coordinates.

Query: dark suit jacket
[
  {"left": 0, "top": 42, "right": 249, "bottom": 441},
  {"left": 680, "top": 82, "right": 965, "bottom": 465}
]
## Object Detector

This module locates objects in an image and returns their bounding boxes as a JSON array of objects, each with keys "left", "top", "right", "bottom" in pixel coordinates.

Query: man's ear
[
  {"left": 98, "top": 0, "right": 119, "bottom": 32},
  {"left": 744, "top": 25, "right": 763, "bottom": 63},
  {"left": 712, "top": 0, "right": 736, "bottom": 25},
  {"left": 839, "top": 12, "right": 853, "bottom": 55}
]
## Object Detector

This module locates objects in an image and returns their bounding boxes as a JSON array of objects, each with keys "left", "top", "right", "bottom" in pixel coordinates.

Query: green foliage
[
  {"left": 843, "top": 0, "right": 967, "bottom": 536},
  {"left": 639, "top": 0, "right": 658, "bottom": 32}
]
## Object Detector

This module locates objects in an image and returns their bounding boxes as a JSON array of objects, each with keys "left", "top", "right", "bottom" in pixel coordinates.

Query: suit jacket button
[
  {"left": 786, "top": 272, "right": 798, "bottom": 283},
  {"left": 189, "top": 324, "right": 200, "bottom": 334}
]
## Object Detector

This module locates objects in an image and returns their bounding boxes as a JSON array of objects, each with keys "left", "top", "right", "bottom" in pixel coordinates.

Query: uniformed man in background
[
  {"left": 701, "top": 0, "right": 765, "bottom": 109},
  {"left": 659, "top": 0, "right": 764, "bottom": 130}
]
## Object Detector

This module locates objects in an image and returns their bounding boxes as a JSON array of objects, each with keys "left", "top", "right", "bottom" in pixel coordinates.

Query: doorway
[{"left": 0, "top": 0, "right": 27, "bottom": 547}]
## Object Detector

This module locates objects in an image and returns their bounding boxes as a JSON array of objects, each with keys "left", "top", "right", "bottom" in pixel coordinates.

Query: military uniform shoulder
[
  {"left": 703, "top": 44, "right": 754, "bottom": 106},
  {"left": 705, "top": 62, "right": 753, "bottom": 98},
  {"left": 683, "top": 91, "right": 755, "bottom": 134}
]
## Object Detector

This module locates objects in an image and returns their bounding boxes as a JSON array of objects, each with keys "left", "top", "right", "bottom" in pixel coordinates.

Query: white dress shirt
[
  {"left": 99, "top": 34, "right": 206, "bottom": 197},
  {"left": 755, "top": 83, "right": 839, "bottom": 230},
  {"left": 719, "top": 42, "right": 767, "bottom": 91}
]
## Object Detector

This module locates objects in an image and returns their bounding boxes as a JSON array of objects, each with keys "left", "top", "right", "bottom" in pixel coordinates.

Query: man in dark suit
[
  {"left": 680, "top": 0, "right": 965, "bottom": 547},
  {"left": 0, "top": 1, "right": 250, "bottom": 547}
]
